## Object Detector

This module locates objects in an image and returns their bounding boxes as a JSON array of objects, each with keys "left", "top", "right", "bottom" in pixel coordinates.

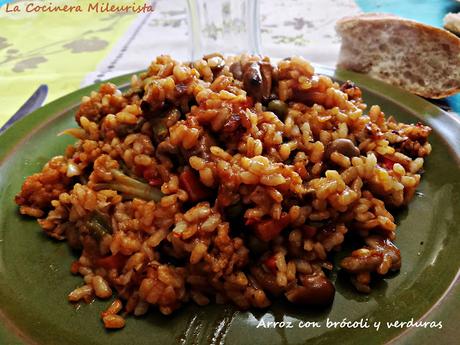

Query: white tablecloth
[{"left": 83, "top": 0, "right": 361, "bottom": 85}]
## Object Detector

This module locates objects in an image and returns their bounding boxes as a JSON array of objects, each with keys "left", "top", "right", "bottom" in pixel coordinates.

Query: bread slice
[
  {"left": 444, "top": 12, "right": 460, "bottom": 35},
  {"left": 336, "top": 13, "right": 460, "bottom": 99}
]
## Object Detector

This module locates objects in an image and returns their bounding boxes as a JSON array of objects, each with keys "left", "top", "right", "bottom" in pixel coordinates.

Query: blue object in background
[
  {"left": 355, "top": 0, "right": 460, "bottom": 113},
  {"left": 356, "top": 0, "right": 460, "bottom": 27}
]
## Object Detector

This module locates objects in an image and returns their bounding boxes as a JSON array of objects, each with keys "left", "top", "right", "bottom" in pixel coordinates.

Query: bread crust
[{"left": 336, "top": 13, "right": 460, "bottom": 99}]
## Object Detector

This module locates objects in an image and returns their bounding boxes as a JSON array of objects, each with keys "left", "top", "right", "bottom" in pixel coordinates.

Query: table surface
[{"left": 0, "top": 0, "right": 459, "bottom": 125}]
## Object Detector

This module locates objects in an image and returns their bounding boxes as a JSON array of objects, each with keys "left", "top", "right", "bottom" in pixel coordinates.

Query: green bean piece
[
  {"left": 267, "top": 100, "right": 288, "bottom": 119},
  {"left": 86, "top": 211, "right": 112, "bottom": 241}
]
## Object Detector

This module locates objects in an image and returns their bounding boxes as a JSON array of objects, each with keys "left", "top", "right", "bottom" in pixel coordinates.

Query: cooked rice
[{"left": 15, "top": 54, "right": 432, "bottom": 328}]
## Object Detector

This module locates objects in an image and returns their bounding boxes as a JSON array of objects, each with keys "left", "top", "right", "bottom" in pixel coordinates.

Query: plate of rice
[{"left": 0, "top": 54, "right": 459, "bottom": 345}]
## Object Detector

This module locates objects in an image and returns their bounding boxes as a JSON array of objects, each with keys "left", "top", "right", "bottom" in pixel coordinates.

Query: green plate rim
[{"left": 0, "top": 67, "right": 459, "bottom": 345}]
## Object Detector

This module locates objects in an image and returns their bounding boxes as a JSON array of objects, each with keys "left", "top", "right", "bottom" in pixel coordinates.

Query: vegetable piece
[
  {"left": 118, "top": 160, "right": 139, "bottom": 179},
  {"left": 267, "top": 100, "right": 288, "bottom": 119},
  {"left": 259, "top": 62, "right": 273, "bottom": 101},
  {"left": 92, "top": 169, "right": 163, "bottom": 202},
  {"left": 142, "top": 166, "right": 162, "bottom": 187},
  {"left": 263, "top": 256, "right": 277, "bottom": 273},
  {"left": 85, "top": 211, "right": 112, "bottom": 241},
  {"left": 152, "top": 121, "right": 168, "bottom": 143},
  {"left": 96, "top": 253, "right": 128, "bottom": 270},
  {"left": 229, "top": 61, "right": 243, "bottom": 80},
  {"left": 324, "top": 138, "right": 360, "bottom": 159},
  {"left": 242, "top": 62, "right": 273, "bottom": 103},
  {"left": 381, "top": 157, "right": 395, "bottom": 170},
  {"left": 253, "top": 213, "right": 290, "bottom": 242},
  {"left": 250, "top": 266, "right": 283, "bottom": 296},
  {"left": 179, "top": 168, "right": 213, "bottom": 202},
  {"left": 70, "top": 261, "right": 80, "bottom": 274},
  {"left": 285, "top": 274, "right": 335, "bottom": 306}
]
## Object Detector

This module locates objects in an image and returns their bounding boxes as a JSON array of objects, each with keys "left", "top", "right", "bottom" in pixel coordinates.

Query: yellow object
[{"left": 0, "top": 0, "right": 143, "bottom": 125}]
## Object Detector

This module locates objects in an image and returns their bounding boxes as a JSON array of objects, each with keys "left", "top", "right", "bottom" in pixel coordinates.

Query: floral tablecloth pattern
[{"left": 0, "top": 0, "right": 143, "bottom": 122}]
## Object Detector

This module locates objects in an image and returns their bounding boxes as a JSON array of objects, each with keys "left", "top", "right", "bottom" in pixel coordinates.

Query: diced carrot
[
  {"left": 96, "top": 253, "right": 128, "bottom": 270},
  {"left": 179, "top": 168, "right": 213, "bottom": 202},
  {"left": 253, "top": 213, "right": 290, "bottom": 242},
  {"left": 263, "top": 256, "right": 277, "bottom": 273}
]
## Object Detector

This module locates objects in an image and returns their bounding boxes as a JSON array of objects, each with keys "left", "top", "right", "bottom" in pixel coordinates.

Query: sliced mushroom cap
[
  {"left": 243, "top": 62, "right": 262, "bottom": 92},
  {"left": 324, "top": 138, "right": 360, "bottom": 159},
  {"left": 242, "top": 61, "right": 273, "bottom": 103},
  {"left": 259, "top": 62, "right": 273, "bottom": 102},
  {"left": 340, "top": 253, "right": 383, "bottom": 273},
  {"left": 229, "top": 61, "right": 243, "bottom": 80},
  {"left": 285, "top": 274, "right": 335, "bottom": 306},
  {"left": 340, "top": 235, "right": 401, "bottom": 274},
  {"left": 250, "top": 266, "right": 284, "bottom": 296}
]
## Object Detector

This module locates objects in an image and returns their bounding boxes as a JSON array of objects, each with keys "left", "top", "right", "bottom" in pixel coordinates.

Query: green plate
[{"left": 1, "top": 68, "right": 459, "bottom": 345}]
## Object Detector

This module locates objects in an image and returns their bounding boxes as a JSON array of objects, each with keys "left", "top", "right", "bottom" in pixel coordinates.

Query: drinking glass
[{"left": 186, "top": 0, "right": 261, "bottom": 60}]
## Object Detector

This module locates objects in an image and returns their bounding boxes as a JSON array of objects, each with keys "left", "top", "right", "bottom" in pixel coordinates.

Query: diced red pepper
[
  {"left": 133, "top": 165, "right": 144, "bottom": 177},
  {"left": 70, "top": 261, "right": 80, "bottom": 274},
  {"left": 96, "top": 253, "right": 128, "bottom": 270},
  {"left": 142, "top": 166, "right": 163, "bottom": 187},
  {"left": 179, "top": 168, "right": 213, "bottom": 202},
  {"left": 381, "top": 157, "right": 395, "bottom": 170},
  {"left": 263, "top": 256, "right": 277, "bottom": 273},
  {"left": 172, "top": 232, "right": 182, "bottom": 239},
  {"left": 142, "top": 166, "right": 155, "bottom": 179},
  {"left": 245, "top": 218, "right": 258, "bottom": 226},
  {"left": 253, "top": 213, "right": 290, "bottom": 242},
  {"left": 148, "top": 178, "right": 162, "bottom": 187}
]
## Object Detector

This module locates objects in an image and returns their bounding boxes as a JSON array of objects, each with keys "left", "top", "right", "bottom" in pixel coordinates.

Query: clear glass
[{"left": 186, "top": 0, "right": 261, "bottom": 60}]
